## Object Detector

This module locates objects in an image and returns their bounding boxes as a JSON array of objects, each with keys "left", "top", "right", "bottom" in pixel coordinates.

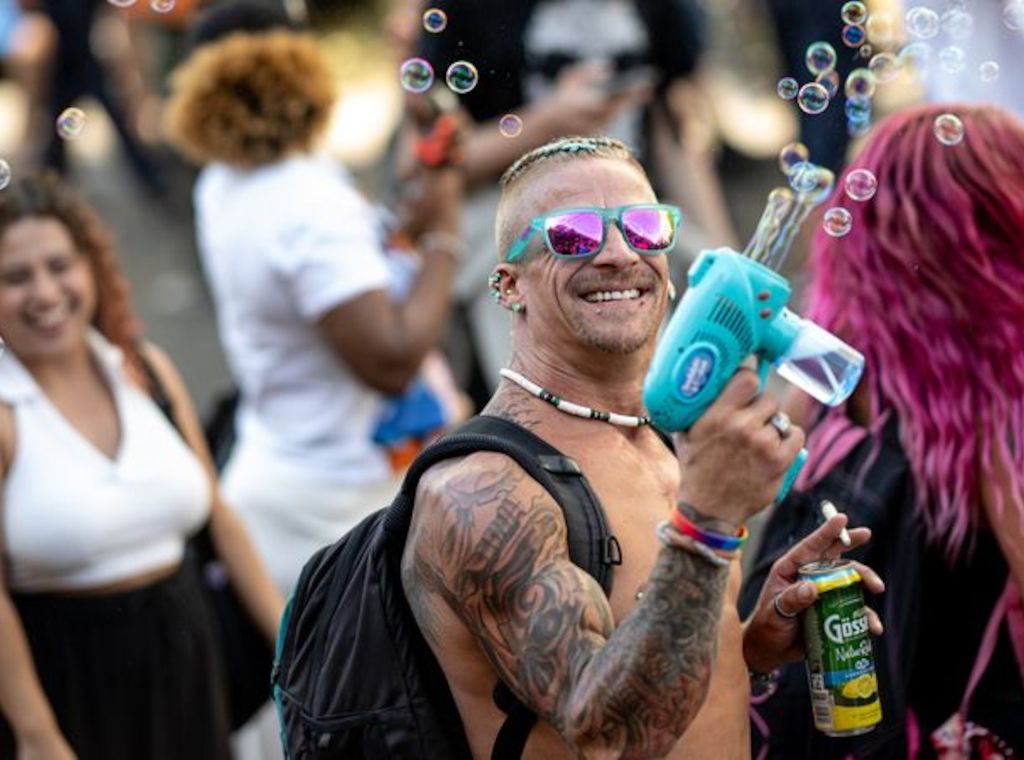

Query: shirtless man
[{"left": 402, "top": 136, "right": 881, "bottom": 759}]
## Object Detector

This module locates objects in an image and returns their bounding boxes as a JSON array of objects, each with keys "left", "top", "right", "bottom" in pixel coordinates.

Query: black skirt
[{"left": 0, "top": 563, "right": 232, "bottom": 760}]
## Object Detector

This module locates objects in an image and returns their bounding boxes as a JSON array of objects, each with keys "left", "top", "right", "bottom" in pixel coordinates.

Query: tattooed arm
[{"left": 404, "top": 453, "right": 729, "bottom": 760}]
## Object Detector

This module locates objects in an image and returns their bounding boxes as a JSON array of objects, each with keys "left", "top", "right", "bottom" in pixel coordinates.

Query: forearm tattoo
[{"left": 404, "top": 456, "right": 729, "bottom": 758}]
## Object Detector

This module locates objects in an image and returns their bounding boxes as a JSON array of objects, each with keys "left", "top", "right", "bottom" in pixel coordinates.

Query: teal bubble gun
[{"left": 643, "top": 162, "right": 865, "bottom": 503}]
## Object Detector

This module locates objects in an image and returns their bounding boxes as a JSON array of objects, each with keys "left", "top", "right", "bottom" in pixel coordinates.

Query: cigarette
[{"left": 821, "top": 500, "right": 852, "bottom": 547}]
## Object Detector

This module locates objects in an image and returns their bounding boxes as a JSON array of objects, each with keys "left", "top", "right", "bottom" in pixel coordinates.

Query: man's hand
[
  {"left": 675, "top": 369, "right": 806, "bottom": 526},
  {"left": 17, "top": 728, "right": 77, "bottom": 760},
  {"left": 742, "top": 513, "right": 884, "bottom": 675}
]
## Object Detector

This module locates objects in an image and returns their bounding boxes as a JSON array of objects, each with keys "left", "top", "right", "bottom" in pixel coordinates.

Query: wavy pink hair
[{"left": 800, "top": 103, "right": 1024, "bottom": 560}]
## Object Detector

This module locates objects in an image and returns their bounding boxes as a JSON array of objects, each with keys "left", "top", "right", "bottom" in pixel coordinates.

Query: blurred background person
[
  {"left": 0, "top": 0, "right": 55, "bottom": 168},
  {"left": 407, "top": 0, "right": 737, "bottom": 408},
  {"left": 741, "top": 103, "right": 1024, "bottom": 759},
  {"left": 0, "top": 173, "right": 281, "bottom": 760}
]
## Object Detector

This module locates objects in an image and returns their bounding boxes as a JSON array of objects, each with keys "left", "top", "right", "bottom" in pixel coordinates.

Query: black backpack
[{"left": 271, "top": 415, "right": 623, "bottom": 759}]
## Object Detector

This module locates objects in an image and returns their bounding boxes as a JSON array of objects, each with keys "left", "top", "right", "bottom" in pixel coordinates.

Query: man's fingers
[
  {"left": 848, "top": 560, "right": 886, "bottom": 595},
  {"left": 775, "top": 581, "right": 817, "bottom": 619},
  {"left": 773, "top": 514, "right": 851, "bottom": 579},
  {"left": 866, "top": 606, "right": 884, "bottom": 636}
]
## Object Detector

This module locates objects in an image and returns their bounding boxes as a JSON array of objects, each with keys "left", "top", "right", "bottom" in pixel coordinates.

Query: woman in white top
[
  {"left": 164, "top": 1, "right": 465, "bottom": 596},
  {"left": 0, "top": 174, "right": 282, "bottom": 759}
]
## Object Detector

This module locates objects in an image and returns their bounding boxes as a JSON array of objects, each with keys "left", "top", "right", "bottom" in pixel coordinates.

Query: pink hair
[{"left": 800, "top": 103, "right": 1024, "bottom": 560}]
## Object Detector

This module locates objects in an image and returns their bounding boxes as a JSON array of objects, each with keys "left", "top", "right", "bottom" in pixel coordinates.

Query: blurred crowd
[{"left": 0, "top": 0, "right": 1021, "bottom": 758}]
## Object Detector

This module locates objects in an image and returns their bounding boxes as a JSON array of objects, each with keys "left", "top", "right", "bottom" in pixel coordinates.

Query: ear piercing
[
  {"left": 668, "top": 281, "right": 677, "bottom": 301},
  {"left": 488, "top": 272, "right": 525, "bottom": 313}
]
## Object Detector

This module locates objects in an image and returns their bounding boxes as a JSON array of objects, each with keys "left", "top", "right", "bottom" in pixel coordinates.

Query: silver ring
[
  {"left": 773, "top": 593, "right": 800, "bottom": 619},
  {"left": 770, "top": 412, "right": 792, "bottom": 439}
]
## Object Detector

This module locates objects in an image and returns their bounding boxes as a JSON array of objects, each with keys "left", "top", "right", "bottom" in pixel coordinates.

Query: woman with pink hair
[{"left": 741, "top": 103, "right": 1024, "bottom": 759}]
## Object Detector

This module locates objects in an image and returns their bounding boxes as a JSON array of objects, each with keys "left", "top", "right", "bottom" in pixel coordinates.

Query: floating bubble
[
  {"left": 823, "top": 207, "right": 853, "bottom": 237},
  {"left": 941, "top": 9, "right": 974, "bottom": 39},
  {"left": 841, "top": 1, "right": 868, "bottom": 25},
  {"left": 399, "top": 57, "right": 434, "bottom": 93},
  {"left": 933, "top": 112, "right": 964, "bottom": 145},
  {"left": 422, "top": 8, "right": 447, "bottom": 33},
  {"left": 150, "top": 0, "right": 174, "bottom": 11},
  {"left": 845, "top": 68, "right": 876, "bottom": 99},
  {"left": 788, "top": 163, "right": 835, "bottom": 202},
  {"left": 445, "top": 61, "right": 478, "bottom": 94},
  {"left": 842, "top": 24, "right": 866, "bottom": 47},
  {"left": 797, "top": 82, "right": 830, "bottom": 114},
  {"left": 844, "top": 168, "right": 877, "bottom": 201},
  {"left": 56, "top": 107, "right": 87, "bottom": 140},
  {"left": 866, "top": 13, "right": 895, "bottom": 46},
  {"left": 107, "top": 0, "right": 137, "bottom": 6},
  {"left": 778, "top": 142, "right": 810, "bottom": 175},
  {"left": 1006, "top": 1, "right": 1024, "bottom": 30},
  {"left": 806, "top": 41, "right": 838, "bottom": 75},
  {"left": 979, "top": 60, "right": 1000, "bottom": 82},
  {"left": 859, "top": 43, "right": 874, "bottom": 59},
  {"left": 905, "top": 6, "right": 940, "bottom": 38},
  {"left": 938, "top": 45, "right": 966, "bottom": 73},
  {"left": 898, "top": 42, "right": 932, "bottom": 74},
  {"left": 816, "top": 70, "right": 840, "bottom": 99},
  {"left": 776, "top": 76, "right": 799, "bottom": 100},
  {"left": 848, "top": 119, "right": 872, "bottom": 138},
  {"left": 868, "top": 52, "right": 900, "bottom": 84},
  {"left": 0, "top": 159, "right": 10, "bottom": 190},
  {"left": 498, "top": 113, "right": 523, "bottom": 138},
  {"left": 845, "top": 96, "right": 872, "bottom": 123}
]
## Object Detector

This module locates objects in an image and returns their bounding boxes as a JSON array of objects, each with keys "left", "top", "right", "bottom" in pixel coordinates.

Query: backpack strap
[{"left": 386, "top": 415, "right": 623, "bottom": 760}]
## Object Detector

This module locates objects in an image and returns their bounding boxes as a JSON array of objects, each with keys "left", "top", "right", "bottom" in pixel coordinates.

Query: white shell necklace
[{"left": 499, "top": 368, "right": 651, "bottom": 428}]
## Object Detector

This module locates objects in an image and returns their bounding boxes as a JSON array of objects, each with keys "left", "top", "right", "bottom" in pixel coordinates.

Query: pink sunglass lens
[
  {"left": 623, "top": 209, "right": 675, "bottom": 251},
  {"left": 545, "top": 212, "right": 603, "bottom": 256}
]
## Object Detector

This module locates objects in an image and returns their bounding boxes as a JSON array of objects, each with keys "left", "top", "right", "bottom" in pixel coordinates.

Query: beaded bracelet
[
  {"left": 655, "top": 521, "right": 733, "bottom": 568},
  {"left": 670, "top": 506, "right": 749, "bottom": 553},
  {"left": 417, "top": 231, "right": 470, "bottom": 263}
]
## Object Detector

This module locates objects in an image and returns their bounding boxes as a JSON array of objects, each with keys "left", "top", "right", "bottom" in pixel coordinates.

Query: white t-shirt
[{"left": 195, "top": 155, "right": 393, "bottom": 485}]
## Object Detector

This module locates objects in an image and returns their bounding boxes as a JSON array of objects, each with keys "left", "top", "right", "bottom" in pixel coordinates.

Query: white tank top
[{"left": 0, "top": 331, "right": 211, "bottom": 592}]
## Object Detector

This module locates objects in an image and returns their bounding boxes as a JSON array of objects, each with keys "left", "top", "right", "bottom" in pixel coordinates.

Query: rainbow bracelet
[{"left": 670, "top": 507, "right": 749, "bottom": 553}]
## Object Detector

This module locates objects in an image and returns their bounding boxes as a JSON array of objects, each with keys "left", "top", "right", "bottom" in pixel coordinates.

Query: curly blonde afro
[{"left": 165, "top": 30, "right": 336, "bottom": 168}]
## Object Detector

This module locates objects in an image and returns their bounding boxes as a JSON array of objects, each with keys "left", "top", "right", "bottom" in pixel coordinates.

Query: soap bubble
[
  {"left": 899, "top": 42, "right": 932, "bottom": 75},
  {"left": 842, "top": 24, "right": 866, "bottom": 47},
  {"left": 776, "top": 76, "right": 799, "bottom": 100},
  {"left": 823, "top": 207, "right": 853, "bottom": 237},
  {"left": 933, "top": 112, "right": 965, "bottom": 145},
  {"left": 107, "top": 0, "right": 137, "bottom": 6},
  {"left": 498, "top": 114, "right": 523, "bottom": 138},
  {"left": 844, "top": 168, "right": 877, "bottom": 201},
  {"left": 0, "top": 160, "right": 10, "bottom": 190},
  {"left": 979, "top": 60, "right": 1000, "bottom": 82},
  {"left": 848, "top": 119, "right": 872, "bottom": 138},
  {"left": 859, "top": 43, "right": 874, "bottom": 59},
  {"left": 845, "top": 68, "right": 876, "bottom": 99},
  {"left": 797, "top": 82, "right": 830, "bottom": 114},
  {"left": 938, "top": 45, "right": 966, "bottom": 73},
  {"left": 778, "top": 142, "right": 810, "bottom": 175},
  {"left": 1005, "top": 1, "right": 1024, "bottom": 30},
  {"left": 868, "top": 52, "right": 900, "bottom": 84},
  {"left": 56, "top": 107, "right": 87, "bottom": 140},
  {"left": 866, "top": 13, "right": 895, "bottom": 46},
  {"left": 788, "top": 163, "right": 835, "bottom": 202},
  {"left": 841, "top": 1, "right": 868, "bottom": 25},
  {"left": 845, "top": 96, "right": 872, "bottom": 123},
  {"left": 941, "top": 9, "right": 974, "bottom": 39},
  {"left": 445, "top": 61, "right": 479, "bottom": 94},
  {"left": 816, "top": 70, "right": 840, "bottom": 99},
  {"left": 806, "top": 41, "right": 838, "bottom": 75},
  {"left": 422, "top": 8, "right": 447, "bottom": 33},
  {"left": 149, "top": 0, "right": 175, "bottom": 11},
  {"left": 399, "top": 58, "right": 434, "bottom": 93},
  {"left": 905, "top": 6, "right": 940, "bottom": 38}
]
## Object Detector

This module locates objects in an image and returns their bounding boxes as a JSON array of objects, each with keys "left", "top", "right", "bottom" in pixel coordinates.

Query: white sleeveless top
[{"left": 0, "top": 331, "right": 211, "bottom": 592}]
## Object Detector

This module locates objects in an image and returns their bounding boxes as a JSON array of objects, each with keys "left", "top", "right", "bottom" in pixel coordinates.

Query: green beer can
[{"left": 799, "top": 560, "right": 882, "bottom": 736}]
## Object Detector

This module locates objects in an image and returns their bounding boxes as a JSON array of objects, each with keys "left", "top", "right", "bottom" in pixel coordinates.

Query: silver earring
[{"left": 510, "top": 302, "right": 524, "bottom": 314}]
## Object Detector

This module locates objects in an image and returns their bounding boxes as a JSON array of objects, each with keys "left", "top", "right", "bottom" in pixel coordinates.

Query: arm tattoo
[{"left": 404, "top": 455, "right": 729, "bottom": 759}]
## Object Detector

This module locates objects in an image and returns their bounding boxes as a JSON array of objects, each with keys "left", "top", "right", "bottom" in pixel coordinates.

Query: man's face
[{"left": 503, "top": 158, "right": 671, "bottom": 359}]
